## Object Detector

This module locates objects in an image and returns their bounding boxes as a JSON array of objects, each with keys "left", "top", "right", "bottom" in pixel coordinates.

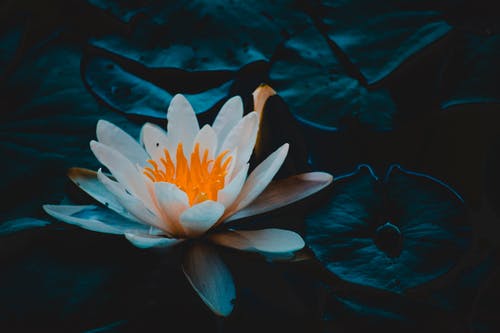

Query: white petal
[
  {"left": 67, "top": 167, "right": 139, "bottom": 222},
  {"left": 180, "top": 201, "right": 225, "bottom": 237},
  {"left": 182, "top": 243, "right": 236, "bottom": 317},
  {"left": 219, "top": 112, "right": 259, "bottom": 169},
  {"left": 154, "top": 182, "right": 189, "bottom": 235},
  {"left": 224, "top": 147, "right": 238, "bottom": 183},
  {"left": 193, "top": 124, "right": 217, "bottom": 160},
  {"left": 210, "top": 228, "right": 304, "bottom": 253},
  {"left": 218, "top": 163, "right": 249, "bottom": 209},
  {"left": 96, "top": 120, "right": 149, "bottom": 167},
  {"left": 43, "top": 204, "right": 149, "bottom": 235},
  {"left": 252, "top": 84, "right": 276, "bottom": 121},
  {"left": 124, "top": 231, "right": 181, "bottom": 249},
  {"left": 141, "top": 122, "right": 170, "bottom": 162},
  {"left": 167, "top": 94, "right": 200, "bottom": 157},
  {"left": 225, "top": 172, "right": 333, "bottom": 223},
  {"left": 229, "top": 143, "right": 289, "bottom": 216},
  {"left": 209, "top": 230, "right": 251, "bottom": 250},
  {"left": 90, "top": 141, "right": 152, "bottom": 210},
  {"left": 97, "top": 169, "right": 168, "bottom": 233},
  {"left": 212, "top": 96, "right": 244, "bottom": 149}
]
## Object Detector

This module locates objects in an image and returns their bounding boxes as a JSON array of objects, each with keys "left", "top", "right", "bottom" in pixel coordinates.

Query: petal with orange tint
[
  {"left": 210, "top": 228, "right": 305, "bottom": 253},
  {"left": 252, "top": 84, "right": 276, "bottom": 121},
  {"left": 226, "top": 171, "right": 333, "bottom": 223}
]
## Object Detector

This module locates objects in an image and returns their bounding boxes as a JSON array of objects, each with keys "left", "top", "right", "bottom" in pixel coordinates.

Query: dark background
[{"left": 1, "top": 1, "right": 499, "bottom": 332}]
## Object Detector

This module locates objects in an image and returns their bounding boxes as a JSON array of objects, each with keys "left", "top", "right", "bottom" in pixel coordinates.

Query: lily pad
[
  {"left": 305, "top": 164, "right": 470, "bottom": 293},
  {"left": 89, "top": 1, "right": 310, "bottom": 70},
  {"left": 316, "top": 0, "right": 453, "bottom": 85},
  {"left": 440, "top": 33, "right": 500, "bottom": 110},
  {"left": 87, "top": 0, "right": 156, "bottom": 23},
  {"left": 270, "top": 27, "right": 396, "bottom": 131},
  {"left": 0, "top": 227, "right": 148, "bottom": 331},
  {"left": 0, "top": 43, "right": 139, "bottom": 221},
  {"left": 82, "top": 54, "right": 234, "bottom": 120},
  {"left": 323, "top": 287, "right": 462, "bottom": 333},
  {"left": 82, "top": 55, "right": 170, "bottom": 119}
]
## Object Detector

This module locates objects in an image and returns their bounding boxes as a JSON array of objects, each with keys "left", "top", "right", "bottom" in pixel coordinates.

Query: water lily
[{"left": 43, "top": 85, "right": 332, "bottom": 316}]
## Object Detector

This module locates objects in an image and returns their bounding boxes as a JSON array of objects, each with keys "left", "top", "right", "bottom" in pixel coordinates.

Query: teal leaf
[{"left": 305, "top": 164, "right": 470, "bottom": 293}]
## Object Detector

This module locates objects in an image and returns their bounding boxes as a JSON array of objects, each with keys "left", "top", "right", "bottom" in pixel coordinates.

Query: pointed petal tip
[
  {"left": 211, "top": 228, "right": 305, "bottom": 254},
  {"left": 89, "top": 139, "right": 101, "bottom": 154},
  {"left": 67, "top": 166, "right": 83, "bottom": 179},
  {"left": 281, "top": 142, "right": 290, "bottom": 153},
  {"left": 252, "top": 83, "right": 277, "bottom": 96},
  {"left": 43, "top": 204, "right": 82, "bottom": 216},
  {"left": 42, "top": 204, "right": 54, "bottom": 215},
  {"left": 298, "top": 171, "right": 333, "bottom": 184},
  {"left": 169, "top": 93, "right": 191, "bottom": 109},
  {"left": 247, "top": 111, "right": 259, "bottom": 120},
  {"left": 226, "top": 95, "right": 243, "bottom": 104},
  {"left": 252, "top": 84, "right": 277, "bottom": 117},
  {"left": 124, "top": 232, "right": 180, "bottom": 249},
  {"left": 172, "top": 93, "right": 186, "bottom": 100},
  {"left": 96, "top": 119, "right": 109, "bottom": 130}
]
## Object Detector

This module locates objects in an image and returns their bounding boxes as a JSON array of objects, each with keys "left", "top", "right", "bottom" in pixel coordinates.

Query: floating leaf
[
  {"left": 0, "top": 228, "right": 150, "bottom": 331},
  {"left": 0, "top": 44, "right": 140, "bottom": 221},
  {"left": 270, "top": 27, "right": 396, "bottom": 131},
  {"left": 305, "top": 164, "right": 470, "bottom": 293},
  {"left": 440, "top": 34, "right": 500, "bottom": 109},
  {"left": 0, "top": 217, "right": 51, "bottom": 262},
  {"left": 323, "top": 288, "right": 460, "bottom": 333},
  {"left": 82, "top": 54, "right": 234, "bottom": 120},
  {"left": 317, "top": 0, "right": 452, "bottom": 85},
  {"left": 82, "top": 55, "right": 172, "bottom": 119},
  {"left": 89, "top": 1, "right": 309, "bottom": 70}
]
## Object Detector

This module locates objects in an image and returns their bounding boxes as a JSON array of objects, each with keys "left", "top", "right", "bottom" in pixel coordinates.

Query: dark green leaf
[
  {"left": 305, "top": 164, "right": 470, "bottom": 293},
  {"left": 441, "top": 34, "right": 500, "bottom": 109},
  {"left": 317, "top": 0, "right": 452, "bottom": 85},
  {"left": 270, "top": 27, "right": 396, "bottom": 131},
  {"left": 89, "top": 1, "right": 309, "bottom": 71}
]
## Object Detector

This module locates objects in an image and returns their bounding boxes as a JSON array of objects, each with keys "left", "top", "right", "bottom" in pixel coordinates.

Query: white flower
[{"left": 43, "top": 85, "right": 332, "bottom": 316}]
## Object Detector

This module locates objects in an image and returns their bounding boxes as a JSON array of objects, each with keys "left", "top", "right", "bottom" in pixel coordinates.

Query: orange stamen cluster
[{"left": 144, "top": 143, "right": 232, "bottom": 206}]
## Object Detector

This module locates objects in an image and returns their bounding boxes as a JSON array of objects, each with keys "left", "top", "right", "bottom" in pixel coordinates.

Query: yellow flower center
[{"left": 143, "top": 143, "right": 232, "bottom": 206}]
